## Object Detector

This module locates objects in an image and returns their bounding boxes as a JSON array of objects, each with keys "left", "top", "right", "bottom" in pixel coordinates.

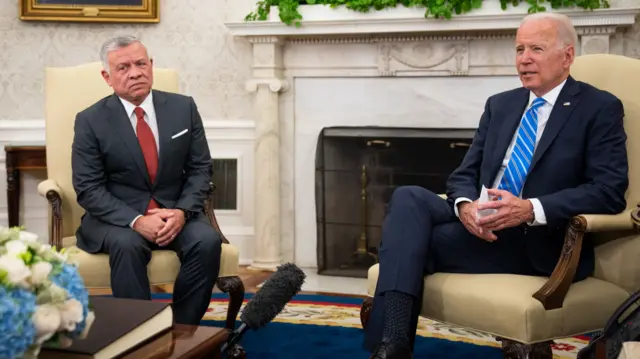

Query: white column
[{"left": 245, "top": 36, "right": 288, "bottom": 271}]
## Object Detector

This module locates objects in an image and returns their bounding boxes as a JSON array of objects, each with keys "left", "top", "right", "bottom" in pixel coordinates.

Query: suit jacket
[
  {"left": 71, "top": 90, "right": 212, "bottom": 253},
  {"left": 446, "top": 76, "right": 628, "bottom": 280}
]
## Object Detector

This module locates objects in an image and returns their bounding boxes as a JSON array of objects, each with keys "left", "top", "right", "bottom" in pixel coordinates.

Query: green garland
[{"left": 245, "top": 0, "right": 610, "bottom": 27}]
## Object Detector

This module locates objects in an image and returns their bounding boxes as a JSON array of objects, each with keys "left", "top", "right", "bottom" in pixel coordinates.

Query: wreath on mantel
[{"left": 245, "top": 0, "right": 611, "bottom": 27}]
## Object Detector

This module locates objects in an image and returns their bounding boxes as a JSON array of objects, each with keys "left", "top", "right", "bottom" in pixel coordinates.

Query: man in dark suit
[
  {"left": 365, "top": 12, "right": 628, "bottom": 359},
  {"left": 71, "top": 35, "right": 221, "bottom": 325}
]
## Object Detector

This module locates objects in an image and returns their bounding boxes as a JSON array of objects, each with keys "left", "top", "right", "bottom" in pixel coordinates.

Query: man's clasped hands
[
  {"left": 132, "top": 208, "right": 186, "bottom": 246},
  {"left": 458, "top": 188, "right": 534, "bottom": 242}
]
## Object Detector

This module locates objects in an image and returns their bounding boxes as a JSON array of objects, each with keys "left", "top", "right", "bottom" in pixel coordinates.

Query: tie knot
[
  {"left": 531, "top": 97, "right": 546, "bottom": 109},
  {"left": 134, "top": 107, "right": 145, "bottom": 120}
]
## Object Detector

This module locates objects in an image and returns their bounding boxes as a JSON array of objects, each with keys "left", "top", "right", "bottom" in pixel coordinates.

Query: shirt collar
[
  {"left": 528, "top": 79, "right": 566, "bottom": 107},
  {"left": 118, "top": 91, "right": 155, "bottom": 119}
]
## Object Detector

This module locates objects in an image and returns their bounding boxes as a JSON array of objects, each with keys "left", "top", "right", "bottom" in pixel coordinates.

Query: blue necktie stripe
[{"left": 498, "top": 97, "right": 546, "bottom": 196}]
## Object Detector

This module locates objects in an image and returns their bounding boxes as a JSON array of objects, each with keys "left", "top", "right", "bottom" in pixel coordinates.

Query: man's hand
[
  {"left": 148, "top": 208, "right": 186, "bottom": 247},
  {"left": 475, "top": 189, "right": 534, "bottom": 231},
  {"left": 458, "top": 201, "right": 497, "bottom": 242},
  {"left": 132, "top": 212, "right": 173, "bottom": 242}
]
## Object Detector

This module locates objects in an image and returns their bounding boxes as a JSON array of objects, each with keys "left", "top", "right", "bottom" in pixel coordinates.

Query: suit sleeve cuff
[
  {"left": 129, "top": 214, "right": 143, "bottom": 228},
  {"left": 527, "top": 198, "right": 547, "bottom": 226},
  {"left": 454, "top": 197, "right": 472, "bottom": 218}
]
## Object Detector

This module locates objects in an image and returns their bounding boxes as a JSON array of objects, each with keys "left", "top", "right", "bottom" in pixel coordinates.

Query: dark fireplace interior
[{"left": 315, "top": 126, "right": 475, "bottom": 278}]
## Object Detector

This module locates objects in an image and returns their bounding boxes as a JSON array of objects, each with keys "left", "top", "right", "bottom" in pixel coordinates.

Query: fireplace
[{"left": 314, "top": 126, "right": 474, "bottom": 277}]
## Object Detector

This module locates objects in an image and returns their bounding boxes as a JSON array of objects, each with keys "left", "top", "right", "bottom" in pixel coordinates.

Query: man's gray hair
[
  {"left": 100, "top": 35, "right": 149, "bottom": 73},
  {"left": 521, "top": 12, "right": 578, "bottom": 48}
]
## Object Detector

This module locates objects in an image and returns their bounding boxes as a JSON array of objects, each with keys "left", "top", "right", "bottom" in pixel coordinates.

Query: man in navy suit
[
  {"left": 72, "top": 35, "right": 221, "bottom": 326},
  {"left": 365, "top": 12, "right": 628, "bottom": 359}
]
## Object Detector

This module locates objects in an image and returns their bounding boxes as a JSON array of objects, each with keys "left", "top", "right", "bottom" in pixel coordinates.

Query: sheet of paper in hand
[{"left": 476, "top": 185, "right": 497, "bottom": 219}]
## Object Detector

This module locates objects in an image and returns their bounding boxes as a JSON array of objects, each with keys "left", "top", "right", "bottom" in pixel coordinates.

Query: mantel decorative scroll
[{"left": 378, "top": 41, "right": 469, "bottom": 76}]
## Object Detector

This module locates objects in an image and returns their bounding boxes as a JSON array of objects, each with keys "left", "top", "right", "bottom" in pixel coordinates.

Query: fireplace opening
[{"left": 315, "top": 126, "right": 475, "bottom": 278}]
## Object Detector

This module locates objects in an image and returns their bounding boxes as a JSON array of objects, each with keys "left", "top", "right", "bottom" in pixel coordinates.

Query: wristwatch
[{"left": 179, "top": 208, "right": 197, "bottom": 222}]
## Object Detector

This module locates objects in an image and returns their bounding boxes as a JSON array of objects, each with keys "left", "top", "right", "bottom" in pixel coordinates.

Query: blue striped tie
[{"left": 498, "top": 97, "right": 546, "bottom": 197}]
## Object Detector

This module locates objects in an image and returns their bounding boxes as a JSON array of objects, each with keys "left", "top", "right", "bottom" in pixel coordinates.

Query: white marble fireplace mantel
[{"left": 225, "top": 1, "right": 640, "bottom": 270}]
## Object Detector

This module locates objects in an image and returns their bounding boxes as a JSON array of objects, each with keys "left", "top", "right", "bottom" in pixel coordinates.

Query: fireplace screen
[{"left": 315, "top": 126, "right": 474, "bottom": 278}]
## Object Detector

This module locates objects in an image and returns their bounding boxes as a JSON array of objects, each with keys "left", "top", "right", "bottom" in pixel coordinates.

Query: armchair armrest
[
  {"left": 204, "top": 160, "right": 229, "bottom": 245},
  {"left": 37, "top": 179, "right": 63, "bottom": 250},
  {"left": 533, "top": 210, "right": 635, "bottom": 310}
]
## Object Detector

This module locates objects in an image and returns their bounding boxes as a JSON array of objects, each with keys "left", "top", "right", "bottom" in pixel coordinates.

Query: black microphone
[{"left": 221, "top": 262, "right": 306, "bottom": 353}]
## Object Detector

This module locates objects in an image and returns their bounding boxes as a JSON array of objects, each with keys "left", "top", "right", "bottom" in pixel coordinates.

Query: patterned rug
[{"left": 151, "top": 293, "right": 591, "bottom": 358}]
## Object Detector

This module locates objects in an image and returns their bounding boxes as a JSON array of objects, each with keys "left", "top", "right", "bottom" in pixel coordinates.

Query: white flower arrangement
[{"left": 0, "top": 226, "right": 95, "bottom": 359}]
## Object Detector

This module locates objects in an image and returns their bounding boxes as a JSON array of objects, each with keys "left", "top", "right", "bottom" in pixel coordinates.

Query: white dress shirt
[
  {"left": 454, "top": 79, "right": 567, "bottom": 226},
  {"left": 118, "top": 92, "right": 160, "bottom": 227},
  {"left": 119, "top": 91, "right": 160, "bottom": 153}
]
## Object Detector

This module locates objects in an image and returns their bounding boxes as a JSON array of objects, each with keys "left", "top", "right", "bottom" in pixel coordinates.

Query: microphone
[{"left": 221, "top": 262, "right": 306, "bottom": 353}]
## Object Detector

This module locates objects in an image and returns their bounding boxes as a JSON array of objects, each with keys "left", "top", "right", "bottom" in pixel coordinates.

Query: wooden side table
[{"left": 4, "top": 143, "right": 46, "bottom": 228}]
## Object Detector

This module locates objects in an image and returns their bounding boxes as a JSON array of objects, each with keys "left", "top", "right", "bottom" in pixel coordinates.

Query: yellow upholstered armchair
[
  {"left": 37, "top": 62, "right": 244, "bottom": 332},
  {"left": 361, "top": 54, "right": 640, "bottom": 358}
]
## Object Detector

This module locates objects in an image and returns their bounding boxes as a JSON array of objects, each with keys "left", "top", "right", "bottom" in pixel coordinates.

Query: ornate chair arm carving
[
  {"left": 37, "top": 179, "right": 63, "bottom": 250},
  {"left": 533, "top": 210, "right": 635, "bottom": 310},
  {"left": 631, "top": 205, "right": 640, "bottom": 229},
  {"left": 205, "top": 181, "right": 229, "bottom": 244}
]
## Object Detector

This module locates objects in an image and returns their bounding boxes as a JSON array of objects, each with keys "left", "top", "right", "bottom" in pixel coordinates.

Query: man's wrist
[
  {"left": 129, "top": 214, "right": 143, "bottom": 228},
  {"left": 525, "top": 199, "right": 535, "bottom": 223},
  {"left": 454, "top": 197, "right": 472, "bottom": 217},
  {"left": 176, "top": 208, "right": 194, "bottom": 222}
]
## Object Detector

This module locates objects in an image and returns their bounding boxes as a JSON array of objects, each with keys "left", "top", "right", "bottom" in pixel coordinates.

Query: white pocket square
[{"left": 171, "top": 129, "right": 188, "bottom": 139}]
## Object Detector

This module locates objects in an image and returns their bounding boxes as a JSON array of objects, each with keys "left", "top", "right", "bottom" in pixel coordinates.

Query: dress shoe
[{"left": 369, "top": 341, "right": 413, "bottom": 359}]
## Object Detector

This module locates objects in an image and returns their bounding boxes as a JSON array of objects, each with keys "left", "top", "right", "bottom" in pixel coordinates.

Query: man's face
[
  {"left": 515, "top": 19, "right": 574, "bottom": 97},
  {"left": 101, "top": 41, "right": 153, "bottom": 105}
]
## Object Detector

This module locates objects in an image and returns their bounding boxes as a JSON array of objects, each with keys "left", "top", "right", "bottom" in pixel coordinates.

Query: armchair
[
  {"left": 37, "top": 62, "right": 244, "bottom": 333},
  {"left": 361, "top": 54, "right": 640, "bottom": 358}
]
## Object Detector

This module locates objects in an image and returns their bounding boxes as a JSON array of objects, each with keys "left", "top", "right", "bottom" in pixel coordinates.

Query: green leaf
[{"left": 244, "top": 0, "right": 611, "bottom": 26}]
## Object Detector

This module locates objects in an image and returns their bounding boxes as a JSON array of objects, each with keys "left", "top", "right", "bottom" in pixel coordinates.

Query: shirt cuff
[
  {"left": 527, "top": 198, "right": 547, "bottom": 226},
  {"left": 454, "top": 197, "right": 472, "bottom": 217},
  {"left": 129, "top": 214, "right": 143, "bottom": 228}
]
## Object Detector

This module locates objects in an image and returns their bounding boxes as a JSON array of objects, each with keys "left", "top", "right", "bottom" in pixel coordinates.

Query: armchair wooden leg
[
  {"left": 360, "top": 297, "right": 373, "bottom": 329},
  {"left": 216, "top": 276, "right": 245, "bottom": 358},
  {"left": 216, "top": 276, "right": 245, "bottom": 330},
  {"left": 498, "top": 337, "right": 553, "bottom": 359}
]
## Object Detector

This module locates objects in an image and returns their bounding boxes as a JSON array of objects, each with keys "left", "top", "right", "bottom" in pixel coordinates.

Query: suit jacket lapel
[
  {"left": 489, "top": 88, "right": 529, "bottom": 183},
  {"left": 529, "top": 76, "right": 580, "bottom": 171},
  {"left": 152, "top": 90, "right": 171, "bottom": 190},
  {"left": 106, "top": 94, "right": 151, "bottom": 187}
]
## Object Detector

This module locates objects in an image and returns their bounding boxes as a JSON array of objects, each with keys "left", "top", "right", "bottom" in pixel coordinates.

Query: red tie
[{"left": 134, "top": 107, "right": 159, "bottom": 213}]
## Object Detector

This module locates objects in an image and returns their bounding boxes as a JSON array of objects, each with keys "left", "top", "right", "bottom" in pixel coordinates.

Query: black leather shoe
[{"left": 369, "top": 341, "right": 413, "bottom": 359}]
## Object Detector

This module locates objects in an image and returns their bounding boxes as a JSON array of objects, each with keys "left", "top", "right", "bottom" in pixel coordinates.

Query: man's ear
[
  {"left": 101, "top": 69, "right": 112, "bottom": 86},
  {"left": 564, "top": 45, "right": 575, "bottom": 68}
]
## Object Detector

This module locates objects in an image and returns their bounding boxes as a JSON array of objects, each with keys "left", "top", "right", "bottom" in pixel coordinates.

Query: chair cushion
[
  {"left": 367, "top": 264, "right": 630, "bottom": 344},
  {"left": 64, "top": 236, "right": 239, "bottom": 289}
]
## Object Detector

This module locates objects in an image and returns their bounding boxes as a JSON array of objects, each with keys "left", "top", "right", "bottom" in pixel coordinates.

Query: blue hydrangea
[
  {"left": 50, "top": 263, "right": 90, "bottom": 338},
  {"left": 0, "top": 286, "right": 37, "bottom": 359}
]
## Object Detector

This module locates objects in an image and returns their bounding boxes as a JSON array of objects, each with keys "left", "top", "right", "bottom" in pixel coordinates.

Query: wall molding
[
  {"left": 0, "top": 118, "right": 256, "bottom": 264},
  {"left": 0, "top": 118, "right": 256, "bottom": 162}
]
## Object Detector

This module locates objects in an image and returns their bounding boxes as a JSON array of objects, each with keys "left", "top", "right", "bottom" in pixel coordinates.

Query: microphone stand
[{"left": 221, "top": 325, "right": 247, "bottom": 359}]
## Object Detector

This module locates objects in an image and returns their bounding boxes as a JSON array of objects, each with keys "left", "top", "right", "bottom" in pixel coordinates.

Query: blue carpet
[
  {"left": 203, "top": 320, "right": 503, "bottom": 359},
  {"left": 162, "top": 292, "right": 505, "bottom": 359}
]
